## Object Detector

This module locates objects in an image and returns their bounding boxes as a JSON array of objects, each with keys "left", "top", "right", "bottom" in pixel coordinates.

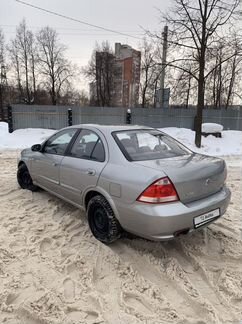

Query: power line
[
  {"left": 0, "top": 27, "right": 144, "bottom": 37},
  {"left": 2, "top": 31, "right": 144, "bottom": 37},
  {"left": 0, "top": 24, "right": 143, "bottom": 33},
  {"left": 1, "top": 31, "right": 144, "bottom": 37},
  {"left": 15, "top": 0, "right": 142, "bottom": 40}
]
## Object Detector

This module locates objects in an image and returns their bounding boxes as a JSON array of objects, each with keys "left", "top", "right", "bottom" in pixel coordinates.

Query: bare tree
[
  {"left": 8, "top": 19, "right": 37, "bottom": 103},
  {"left": 96, "top": 51, "right": 114, "bottom": 107},
  {"left": 139, "top": 39, "right": 161, "bottom": 107},
  {"left": 29, "top": 31, "right": 38, "bottom": 101},
  {"left": 0, "top": 29, "right": 4, "bottom": 65},
  {"left": 157, "top": 0, "right": 240, "bottom": 147},
  {"left": 83, "top": 41, "right": 114, "bottom": 107},
  {"left": 167, "top": 62, "right": 197, "bottom": 107},
  {"left": 203, "top": 34, "right": 242, "bottom": 108},
  {"left": 0, "top": 28, "right": 6, "bottom": 118},
  {"left": 225, "top": 41, "right": 242, "bottom": 108},
  {"left": 36, "top": 26, "right": 74, "bottom": 105},
  {"left": 8, "top": 38, "right": 23, "bottom": 101},
  {"left": 17, "top": 20, "right": 31, "bottom": 103},
  {"left": 83, "top": 47, "right": 97, "bottom": 84},
  {"left": 60, "top": 87, "right": 89, "bottom": 106}
]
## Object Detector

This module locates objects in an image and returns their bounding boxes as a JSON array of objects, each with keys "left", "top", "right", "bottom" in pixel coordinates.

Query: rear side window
[
  {"left": 69, "top": 129, "right": 105, "bottom": 162},
  {"left": 113, "top": 130, "right": 190, "bottom": 161}
]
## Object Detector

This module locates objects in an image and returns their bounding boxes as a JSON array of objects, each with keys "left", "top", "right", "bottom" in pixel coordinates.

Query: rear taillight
[{"left": 137, "top": 177, "right": 179, "bottom": 204}]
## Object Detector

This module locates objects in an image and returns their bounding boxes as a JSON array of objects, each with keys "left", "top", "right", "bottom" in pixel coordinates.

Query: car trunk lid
[{"left": 134, "top": 154, "right": 226, "bottom": 204}]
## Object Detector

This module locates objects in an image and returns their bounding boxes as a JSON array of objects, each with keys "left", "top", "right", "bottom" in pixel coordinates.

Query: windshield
[{"left": 113, "top": 130, "right": 191, "bottom": 161}]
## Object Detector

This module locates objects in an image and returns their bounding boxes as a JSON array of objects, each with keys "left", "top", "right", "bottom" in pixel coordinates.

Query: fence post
[
  {"left": 126, "top": 108, "right": 132, "bottom": 124},
  {"left": 68, "top": 108, "right": 73, "bottom": 126},
  {"left": 7, "top": 105, "right": 13, "bottom": 133}
]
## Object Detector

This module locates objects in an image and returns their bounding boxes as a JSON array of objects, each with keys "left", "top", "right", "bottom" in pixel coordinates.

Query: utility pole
[{"left": 159, "top": 25, "right": 168, "bottom": 108}]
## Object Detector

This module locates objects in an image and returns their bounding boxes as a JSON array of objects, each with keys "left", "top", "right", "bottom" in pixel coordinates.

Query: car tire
[
  {"left": 17, "top": 164, "right": 38, "bottom": 192},
  {"left": 87, "top": 195, "right": 122, "bottom": 244}
]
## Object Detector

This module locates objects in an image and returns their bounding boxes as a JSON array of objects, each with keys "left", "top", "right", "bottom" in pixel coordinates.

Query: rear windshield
[{"left": 113, "top": 130, "right": 191, "bottom": 161}]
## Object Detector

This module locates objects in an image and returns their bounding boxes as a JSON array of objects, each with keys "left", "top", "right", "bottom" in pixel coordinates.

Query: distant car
[{"left": 17, "top": 125, "right": 231, "bottom": 243}]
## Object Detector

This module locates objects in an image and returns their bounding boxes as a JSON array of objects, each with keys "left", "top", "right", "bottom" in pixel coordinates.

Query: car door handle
[
  {"left": 86, "top": 169, "right": 96, "bottom": 176},
  {"left": 52, "top": 162, "right": 59, "bottom": 167}
]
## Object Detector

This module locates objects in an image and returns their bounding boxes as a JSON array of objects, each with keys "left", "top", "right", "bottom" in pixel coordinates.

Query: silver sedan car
[{"left": 17, "top": 125, "right": 231, "bottom": 243}]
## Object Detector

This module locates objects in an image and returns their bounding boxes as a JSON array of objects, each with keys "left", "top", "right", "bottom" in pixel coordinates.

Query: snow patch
[
  {"left": 160, "top": 127, "right": 242, "bottom": 157},
  {"left": 0, "top": 122, "right": 8, "bottom": 135},
  {"left": 202, "top": 123, "right": 223, "bottom": 133},
  {"left": 0, "top": 122, "right": 56, "bottom": 150}
]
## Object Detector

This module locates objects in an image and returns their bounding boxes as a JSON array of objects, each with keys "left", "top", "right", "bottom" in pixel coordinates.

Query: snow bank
[
  {"left": 0, "top": 122, "right": 55, "bottom": 150},
  {"left": 0, "top": 122, "right": 241, "bottom": 156},
  {"left": 0, "top": 122, "right": 8, "bottom": 135},
  {"left": 160, "top": 127, "right": 242, "bottom": 156}
]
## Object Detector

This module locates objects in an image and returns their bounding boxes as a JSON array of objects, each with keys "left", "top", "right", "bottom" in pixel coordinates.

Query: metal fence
[
  {"left": 9, "top": 104, "right": 242, "bottom": 132},
  {"left": 0, "top": 106, "right": 8, "bottom": 122}
]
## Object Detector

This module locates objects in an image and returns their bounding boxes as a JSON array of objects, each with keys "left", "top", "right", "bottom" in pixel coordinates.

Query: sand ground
[{"left": 0, "top": 151, "right": 241, "bottom": 324}]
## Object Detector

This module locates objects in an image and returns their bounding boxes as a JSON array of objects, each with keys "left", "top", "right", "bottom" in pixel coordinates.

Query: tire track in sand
[
  {"left": 112, "top": 239, "right": 216, "bottom": 323},
  {"left": 165, "top": 239, "right": 238, "bottom": 323}
]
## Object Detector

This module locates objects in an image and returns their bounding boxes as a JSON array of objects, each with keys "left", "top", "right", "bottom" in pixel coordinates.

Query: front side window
[
  {"left": 70, "top": 129, "right": 105, "bottom": 162},
  {"left": 44, "top": 129, "right": 77, "bottom": 155},
  {"left": 113, "top": 130, "right": 191, "bottom": 161}
]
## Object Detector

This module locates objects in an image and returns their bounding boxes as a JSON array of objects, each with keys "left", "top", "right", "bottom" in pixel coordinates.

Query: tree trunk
[
  {"left": 185, "top": 74, "right": 191, "bottom": 108},
  {"left": 195, "top": 0, "right": 208, "bottom": 148},
  {"left": 142, "top": 85, "right": 147, "bottom": 108},
  {"left": 225, "top": 54, "right": 236, "bottom": 109},
  {"left": 25, "top": 54, "right": 31, "bottom": 104},
  {"left": 16, "top": 58, "right": 23, "bottom": 102},
  {"left": 51, "top": 78, "right": 56, "bottom": 105},
  {"left": 153, "top": 76, "right": 159, "bottom": 108},
  {"left": 217, "top": 52, "right": 222, "bottom": 109},
  {"left": 32, "top": 53, "right": 36, "bottom": 103},
  {"left": 195, "top": 57, "right": 205, "bottom": 148}
]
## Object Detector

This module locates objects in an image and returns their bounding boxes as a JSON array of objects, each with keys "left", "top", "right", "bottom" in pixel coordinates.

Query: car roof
[{"left": 68, "top": 124, "right": 154, "bottom": 134}]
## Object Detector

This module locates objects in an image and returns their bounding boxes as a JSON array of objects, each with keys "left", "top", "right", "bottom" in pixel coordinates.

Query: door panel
[
  {"left": 59, "top": 129, "right": 107, "bottom": 206},
  {"left": 30, "top": 128, "right": 78, "bottom": 193},
  {"left": 31, "top": 153, "right": 64, "bottom": 193},
  {"left": 59, "top": 157, "right": 106, "bottom": 205}
]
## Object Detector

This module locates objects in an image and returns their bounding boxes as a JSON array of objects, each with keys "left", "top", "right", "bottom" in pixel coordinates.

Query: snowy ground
[{"left": 0, "top": 122, "right": 241, "bottom": 323}]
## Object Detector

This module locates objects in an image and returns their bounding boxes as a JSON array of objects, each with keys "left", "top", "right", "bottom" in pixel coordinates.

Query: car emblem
[{"left": 205, "top": 178, "right": 211, "bottom": 186}]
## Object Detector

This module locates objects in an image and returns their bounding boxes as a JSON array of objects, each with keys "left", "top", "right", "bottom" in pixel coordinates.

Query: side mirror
[{"left": 31, "top": 144, "right": 42, "bottom": 152}]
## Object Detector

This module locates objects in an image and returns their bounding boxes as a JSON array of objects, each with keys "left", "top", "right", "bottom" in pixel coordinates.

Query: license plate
[{"left": 194, "top": 208, "right": 220, "bottom": 228}]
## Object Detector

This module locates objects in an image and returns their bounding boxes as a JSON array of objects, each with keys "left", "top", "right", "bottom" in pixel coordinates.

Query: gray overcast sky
[
  {"left": 1, "top": 0, "right": 241, "bottom": 91},
  {"left": 0, "top": 0, "right": 170, "bottom": 71}
]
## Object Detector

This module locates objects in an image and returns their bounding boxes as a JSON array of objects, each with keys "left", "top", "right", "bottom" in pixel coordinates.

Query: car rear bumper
[{"left": 116, "top": 185, "right": 231, "bottom": 241}]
